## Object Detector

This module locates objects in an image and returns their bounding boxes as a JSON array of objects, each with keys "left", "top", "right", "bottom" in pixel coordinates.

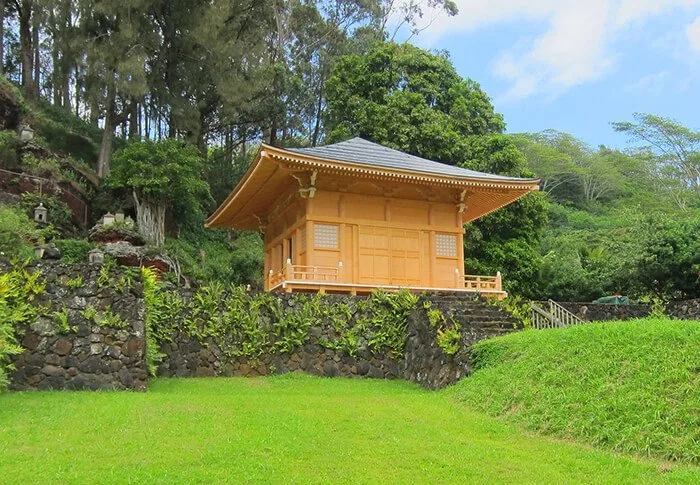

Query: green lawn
[{"left": 1, "top": 375, "right": 698, "bottom": 483}]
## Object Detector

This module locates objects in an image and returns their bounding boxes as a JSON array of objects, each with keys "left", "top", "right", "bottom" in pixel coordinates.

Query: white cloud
[
  {"left": 410, "top": 0, "right": 700, "bottom": 102},
  {"left": 625, "top": 70, "right": 672, "bottom": 93},
  {"left": 687, "top": 16, "right": 700, "bottom": 51}
]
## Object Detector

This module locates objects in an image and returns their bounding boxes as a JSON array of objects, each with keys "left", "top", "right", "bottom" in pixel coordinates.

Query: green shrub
[
  {"left": 436, "top": 327, "right": 461, "bottom": 355},
  {"left": 54, "top": 239, "right": 95, "bottom": 264},
  {"left": 31, "top": 99, "right": 103, "bottom": 165},
  {"left": 0, "top": 205, "right": 43, "bottom": 259},
  {"left": 0, "top": 263, "right": 45, "bottom": 391},
  {"left": 422, "top": 300, "right": 463, "bottom": 355},
  {"left": 20, "top": 193, "right": 73, "bottom": 233},
  {"left": 164, "top": 228, "right": 263, "bottom": 286},
  {"left": 452, "top": 319, "right": 700, "bottom": 463},
  {"left": 52, "top": 308, "right": 75, "bottom": 334},
  {"left": 0, "top": 130, "right": 20, "bottom": 167},
  {"left": 141, "top": 268, "right": 421, "bottom": 373},
  {"left": 66, "top": 275, "right": 84, "bottom": 289},
  {"left": 357, "top": 290, "right": 418, "bottom": 357}
]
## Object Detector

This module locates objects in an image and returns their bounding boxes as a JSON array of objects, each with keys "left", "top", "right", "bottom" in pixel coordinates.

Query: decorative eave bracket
[
  {"left": 457, "top": 189, "right": 469, "bottom": 214},
  {"left": 291, "top": 170, "right": 318, "bottom": 199}
]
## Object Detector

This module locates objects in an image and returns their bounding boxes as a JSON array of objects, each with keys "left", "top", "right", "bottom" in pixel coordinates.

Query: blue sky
[{"left": 401, "top": 0, "right": 700, "bottom": 148}]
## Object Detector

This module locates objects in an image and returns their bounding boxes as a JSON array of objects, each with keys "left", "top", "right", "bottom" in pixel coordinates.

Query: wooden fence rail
[{"left": 530, "top": 300, "right": 584, "bottom": 329}]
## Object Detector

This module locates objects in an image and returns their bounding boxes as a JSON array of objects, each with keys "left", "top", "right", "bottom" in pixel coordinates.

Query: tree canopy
[{"left": 107, "top": 139, "right": 211, "bottom": 246}]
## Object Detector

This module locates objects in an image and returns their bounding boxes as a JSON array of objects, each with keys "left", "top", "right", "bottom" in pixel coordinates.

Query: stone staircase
[
  {"left": 403, "top": 293, "right": 519, "bottom": 389},
  {"left": 423, "top": 292, "right": 520, "bottom": 332}
]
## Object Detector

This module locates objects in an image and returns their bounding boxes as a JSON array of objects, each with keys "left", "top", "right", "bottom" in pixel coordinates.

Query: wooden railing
[
  {"left": 459, "top": 270, "right": 503, "bottom": 292},
  {"left": 268, "top": 260, "right": 341, "bottom": 289},
  {"left": 269, "top": 261, "right": 505, "bottom": 294},
  {"left": 531, "top": 300, "right": 584, "bottom": 329}
]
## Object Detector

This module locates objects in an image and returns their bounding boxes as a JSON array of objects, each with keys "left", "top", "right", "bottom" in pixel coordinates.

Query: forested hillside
[{"left": 0, "top": 1, "right": 698, "bottom": 301}]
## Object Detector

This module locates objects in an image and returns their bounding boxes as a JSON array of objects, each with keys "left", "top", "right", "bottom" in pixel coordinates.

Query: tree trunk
[
  {"left": 311, "top": 78, "right": 325, "bottom": 146},
  {"left": 97, "top": 70, "right": 117, "bottom": 178},
  {"left": 144, "top": 102, "right": 150, "bottom": 139},
  {"left": 0, "top": 0, "right": 5, "bottom": 75},
  {"left": 62, "top": 63, "right": 71, "bottom": 110},
  {"left": 74, "top": 64, "right": 81, "bottom": 118},
  {"left": 32, "top": 17, "right": 40, "bottom": 95},
  {"left": 60, "top": 2, "right": 71, "bottom": 111},
  {"left": 50, "top": 7, "right": 61, "bottom": 106},
  {"left": 133, "top": 191, "right": 166, "bottom": 246},
  {"left": 128, "top": 100, "right": 138, "bottom": 139},
  {"left": 19, "top": 1, "right": 37, "bottom": 99}
]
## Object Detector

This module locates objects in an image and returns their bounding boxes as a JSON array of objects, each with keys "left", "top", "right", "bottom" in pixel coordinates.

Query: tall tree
[
  {"left": 107, "top": 139, "right": 211, "bottom": 246},
  {"left": 373, "top": 0, "right": 458, "bottom": 41},
  {"left": 510, "top": 132, "right": 581, "bottom": 196},
  {"left": 80, "top": 0, "right": 155, "bottom": 178},
  {"left": 326, "top": 42, "right": 505, "bottom": 159},
  {"left": 13, "top": 0, "right": 38, "bottom": 99},
  {"left": 0, "top": 0, "right": 5, "bottom": 74},
  {"left": 613, "top": 113, "right": 700, "bottom": 192},
  {"left": 45, "top": 0, "right": 73, "bottom": 108}
]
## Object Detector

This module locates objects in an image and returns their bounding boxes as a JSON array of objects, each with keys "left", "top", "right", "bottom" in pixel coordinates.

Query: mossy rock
[{"left": 89, "top": 225, "right": 145, "bottom": 245}]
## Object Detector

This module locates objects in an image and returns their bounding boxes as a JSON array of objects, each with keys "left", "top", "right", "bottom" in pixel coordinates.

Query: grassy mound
[{"left": 451, "top": 318, "right": 700, "bottom": 463}]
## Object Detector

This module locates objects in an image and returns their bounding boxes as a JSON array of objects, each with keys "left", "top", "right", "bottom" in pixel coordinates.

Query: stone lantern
[
  {"left": 115, "top": 210, "right": 125, "bottom": 223},
  {"left": 20, "top": 125, "right": 35, "bottom": 144},
  {"left": 34, "top": 246, "right": 45, "bottom": 259},
  {"left": 102, "top": 212, "right": 115, "bottom": 226},
  {"left": 34, "top": 203, "right": 48, "bottom": 223},
  {"left": 88, "top": 248, "right": 105, "bottom": 265}
]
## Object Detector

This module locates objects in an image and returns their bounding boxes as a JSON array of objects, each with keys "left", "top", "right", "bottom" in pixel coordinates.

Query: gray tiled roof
[{"left": 286, "top": 137, "right": 536, "bottom": 182}]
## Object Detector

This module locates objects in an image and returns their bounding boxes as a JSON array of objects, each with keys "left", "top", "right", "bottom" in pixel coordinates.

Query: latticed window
[
  {"left": 436, "top": 233, "right": 457, "bottom": 257},
  {"left": 300, "top": 229, "right": 306, "bottom": 252},
  {"left": 314, "top": 224, "right": 339, "bottom": 249}
]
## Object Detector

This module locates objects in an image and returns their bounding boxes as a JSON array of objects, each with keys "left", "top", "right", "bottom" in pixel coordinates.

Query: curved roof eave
[{"left": 265, "top": 143, "right": 541, "bottom": 190}]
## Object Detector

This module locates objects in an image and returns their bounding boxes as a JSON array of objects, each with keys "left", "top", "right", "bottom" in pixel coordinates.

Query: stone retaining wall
[
  {"left": 404, "top": 294, "right": 519, "bottom": 389},
  {"left": 157, "top": 293, "right": 518, "bottom": 389},
  {"left": 668, "top": 299, "right": 700, "bottom": 320},
  {"left": 7, "top": 261, "right": 698, "bottom": 393},
  {"left": 553, "top": 302, "right": 652, "bottom": 321},
  {"left": 552, "top": 300, "right": 700, "bottom": 322},
  {"left": 8, "top": 262, "right": 148, "bottom": 391},
  {"left": 159, "top": 337, "right": 401, "bottom": 380}
]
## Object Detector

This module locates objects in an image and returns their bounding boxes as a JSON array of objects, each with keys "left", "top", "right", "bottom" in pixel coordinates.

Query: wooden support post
[
  {"left": 338, "top": 261, "right": 343, "bottom": 283},
  {"left": 496, "top": 271, "right": 502, "bottom": 291},
  {"left": 285, "top": 258, "right": 293, "bottom": 282},
  {"left": 454, "top": 268, "right": 460, "bottom": 288}
]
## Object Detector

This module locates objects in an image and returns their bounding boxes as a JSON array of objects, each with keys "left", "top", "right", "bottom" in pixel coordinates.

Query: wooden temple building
[{"left": 206, "top": 138, "right": 539, "bottom": 298}]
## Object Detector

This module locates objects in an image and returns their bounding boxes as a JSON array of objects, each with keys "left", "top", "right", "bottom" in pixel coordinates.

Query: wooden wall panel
[
  {"left": 389, "top": 229, "right": 421, "bottom": 286},
  {"left": 434, "top": 258, "right": 458, "bottom": 288},
  {"left": 313, "top": 191, "right": 340, "bottom": 217},
  {"left": 432, "top": 205, "right": 458, "bottom": 228},
  {"left": 359, "top": 226, "right": 390, "bottom": 284},
  {"left": 314, "top": 249, "right": 340, "bottom": 270},
  {"left": 344, "top": 194, "right": 388, "bottom": 222},
  {"left": 391, "top": 201, "right": 428, "bottom": 225}
]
